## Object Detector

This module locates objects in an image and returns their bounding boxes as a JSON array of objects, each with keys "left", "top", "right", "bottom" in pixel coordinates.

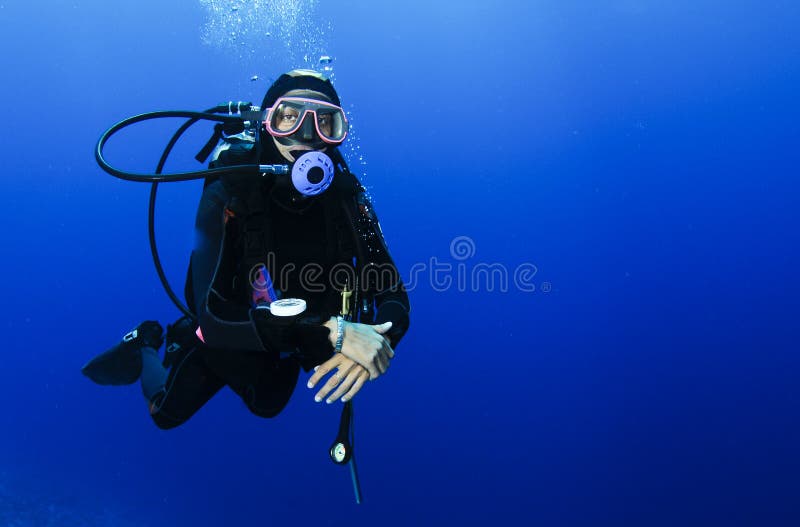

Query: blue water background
[{"left": 0, "top": 0, "right": 798, "bottom": 525}]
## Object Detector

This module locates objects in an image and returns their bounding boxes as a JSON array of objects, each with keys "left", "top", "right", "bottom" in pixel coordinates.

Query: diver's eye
[
  {"left": 317, "top": 114, "right": 331, "bottom": 126},
  {"left": 275, "top": 108, "right": 301, "bottom": 131}
]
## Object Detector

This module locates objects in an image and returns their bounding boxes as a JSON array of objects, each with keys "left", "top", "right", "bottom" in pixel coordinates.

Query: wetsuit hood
[{"left": 261, "top": 69, "right": 342, "bottom": 109}]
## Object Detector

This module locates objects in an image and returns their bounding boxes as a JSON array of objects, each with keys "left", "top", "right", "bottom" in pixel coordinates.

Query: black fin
[{"left": 81, "top": 321, "right": 164, "bottom": 386}]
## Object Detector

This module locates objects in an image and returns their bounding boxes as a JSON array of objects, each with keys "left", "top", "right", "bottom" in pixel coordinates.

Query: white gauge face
[
  {"left": 269, "top": 298, "right": 307, "bottom": 317},
  {"left": 333, "top": 443, "right": 347, "bottom": 463}
]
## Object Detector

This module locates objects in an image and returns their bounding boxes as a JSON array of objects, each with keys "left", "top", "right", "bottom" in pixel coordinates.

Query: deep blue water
[{"left": 1, "top": 1, "right": 799, "bottom": 525}]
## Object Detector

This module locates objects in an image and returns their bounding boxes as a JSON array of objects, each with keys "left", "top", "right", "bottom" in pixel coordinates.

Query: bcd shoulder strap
[{"left": 231, "top": 184, "right": 274, "bottom": 304}]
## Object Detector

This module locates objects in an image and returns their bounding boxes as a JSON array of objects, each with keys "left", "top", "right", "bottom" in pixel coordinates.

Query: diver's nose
[{"left": 300, "top": 113, "right": 315, "bottom": 141}]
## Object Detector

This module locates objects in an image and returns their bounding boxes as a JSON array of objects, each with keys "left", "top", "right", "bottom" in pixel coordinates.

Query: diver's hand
[
  {"left": 307, "top": 353, "right": 370, "bottom": 404},
  {"left": 323, "top": 318, "right": 395, "bottom": 379}
]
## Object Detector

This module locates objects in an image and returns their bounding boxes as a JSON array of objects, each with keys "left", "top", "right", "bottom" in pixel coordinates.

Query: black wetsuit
[{"left": 142, "top": 167, "right": 410, "bottom": 429}]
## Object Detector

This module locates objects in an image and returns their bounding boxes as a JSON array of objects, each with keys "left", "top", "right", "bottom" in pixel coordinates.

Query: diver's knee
[
  {"left": 246, "top": 401, "right": 286, "bottom": 419},
  {"left": 150, "top": 411, "right": 185, "bottom": 430},
  {"left": 241, "top": 384, "right": 288, "bottom": 418},
  {"left": 147, "top": 394, "right": 187, "bottom": 430}
]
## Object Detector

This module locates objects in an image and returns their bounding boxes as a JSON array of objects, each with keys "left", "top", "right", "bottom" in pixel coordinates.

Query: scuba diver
[{"left": 82, "top": 70, "right": 410, "bottom": 445}]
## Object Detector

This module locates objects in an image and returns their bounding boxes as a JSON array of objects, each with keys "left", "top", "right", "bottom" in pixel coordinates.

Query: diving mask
[{"left": 263, "top": 97, "right": 349, "bottom": 145}]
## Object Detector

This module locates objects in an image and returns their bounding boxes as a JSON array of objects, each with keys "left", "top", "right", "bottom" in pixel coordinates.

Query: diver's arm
[
  {"left": 189, "top": 180, "right": 269, "bottom": 352},
  {"left": 357, "top": 191, "right": 411, "bottom": 348},
  {"left": 311, "top": 191, "right": 410, "bottom": 379},
  {"left": 190, "top": 180, "right": 341, "bottom": 361},
  {"left": 372, "top": 282, "right": 410, "bottom": 348}
]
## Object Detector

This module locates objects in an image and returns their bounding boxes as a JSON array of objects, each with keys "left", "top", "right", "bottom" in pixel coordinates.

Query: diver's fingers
[
  {"left": 325, "top": 367, "right": 363, "bottom": 404},
  {"left": 341, "top": 370, "right": 370, "bottom": 403},
  {"left": 373, "top": 353, "right": 386, "bottom": 376},
  {"left": 376, "top": 349, "right": 389, "bottom": 377},
  {"left": 372, "top": 321, "right": 392, "bottom": 334},
  {"left": 308, "top": 354, "right": 344, "bottom": 389},
  {"left": 371, "top": 337, "right": 392, "bottom": 377},
  {"left": 383, "top": 337, "right": 395, "bottom": 359},
  {"left": 314, "top": 362, "right": 354, "bottom": 403}
]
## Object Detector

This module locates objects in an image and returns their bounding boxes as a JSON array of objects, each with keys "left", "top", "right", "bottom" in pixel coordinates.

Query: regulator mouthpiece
[{"left": 292, "top": 151, "right": 334, "bottom": 196}]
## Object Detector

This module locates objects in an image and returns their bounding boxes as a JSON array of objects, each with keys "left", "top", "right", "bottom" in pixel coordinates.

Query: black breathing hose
[{"left": 95, "top": 106, "right": 278, "bottom": 318}]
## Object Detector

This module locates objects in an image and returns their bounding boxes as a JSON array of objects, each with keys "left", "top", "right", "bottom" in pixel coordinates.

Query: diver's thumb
[{"left": 373, "top": 321, "right": 393, "bottom": 334}]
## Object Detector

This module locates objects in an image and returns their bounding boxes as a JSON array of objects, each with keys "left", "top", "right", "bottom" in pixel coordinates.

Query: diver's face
[{"left": 271, "top": 89, "right": 332, "bottom": 162}]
